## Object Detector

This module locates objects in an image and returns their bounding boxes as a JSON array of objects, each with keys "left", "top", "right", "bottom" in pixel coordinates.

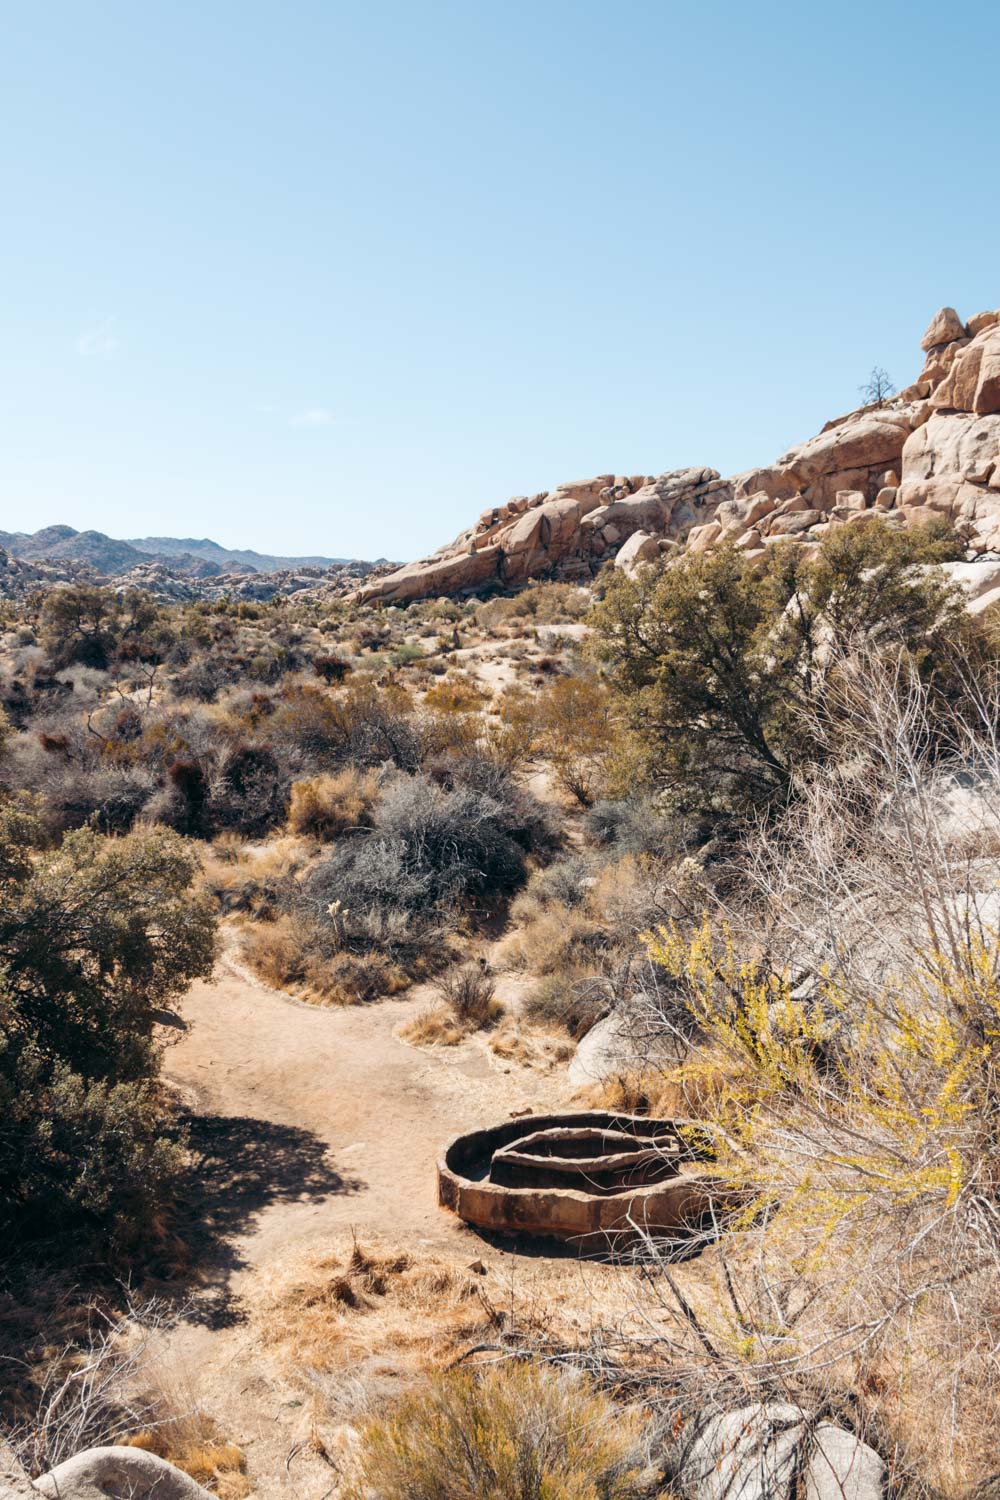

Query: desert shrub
[
  {"left": 240, "top": 912, "right": 408, "bottom": 1004},
  {"left": 5, "top": 742, "right": 157, "bottom": 835},
  {"left": 162, "top": 758, "right": 209, "bottom": 836},
  {"left": 435, "top": 961, "right": 502, "bottom": 1029},
  {"left": 309, "top": 773, "right": 529, "bottom": 925},
  {"left": 286, "top": 767, "right": 379, "bottom": 839},
  {"left": 531, "top": 671, "right": 616, "bottom": 804},
  {"left": 475, "top": 581, "right": 590, "bottom": 633},
  {"left": 585, "top": 795, "right": 679, "bottom": 857},
  {"left": 423, "top": 676, "right": 487, "bottom": 715},
  {"left": 342, "top": 1362, "right": 648, "bottom": 1500},
  {"left": 0, "top": 809, "right": 217, "bottom": 1240},
  {"left": 210, "top": 742, "right": 286, "bottom": 836},
  {"left": 591, "top": 519, "right": 980, "bottom": 822},
  {"left": 636, "top": 659, "right": 1000, "bottom": 1492},
  {"left": 312, "top": 652, "right": 352, "bottom": 683},
  {"left": 523, "top": 970, "right": 606, "bottom": 1038},
  {"left": 169, "top": 657, "right": 227, "bottom": 702},
  {"left": 275, "top": 771, "right": 543, "bottom": 998},
  {"left": 520, "top": 854, "right": 593, "bottom": 909}
]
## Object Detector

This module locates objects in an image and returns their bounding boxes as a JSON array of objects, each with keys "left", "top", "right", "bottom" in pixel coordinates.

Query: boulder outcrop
[
  {"left": 357, "top": 303, "right": 1000, "bottom": 605},
  {"left": 673, "top": 1404, "right": 886, "bottom": 1500}
]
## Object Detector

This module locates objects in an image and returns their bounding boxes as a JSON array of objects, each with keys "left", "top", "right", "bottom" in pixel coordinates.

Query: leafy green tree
[
  {"left": 0, "top": 804, "right": 217, "bottom": 1239},
  {"left": 591, "top": 518, "right": 974, "bottom": 822}
]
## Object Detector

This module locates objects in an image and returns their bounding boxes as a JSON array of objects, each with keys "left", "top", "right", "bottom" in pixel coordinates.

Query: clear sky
[{"left": 1, "top": 1, "right": 998, "bottom": 561}]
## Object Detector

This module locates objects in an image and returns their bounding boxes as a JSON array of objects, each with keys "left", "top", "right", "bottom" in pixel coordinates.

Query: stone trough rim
[{"left": 437, "top": 1108, "right": 723, "bottom": 1249}]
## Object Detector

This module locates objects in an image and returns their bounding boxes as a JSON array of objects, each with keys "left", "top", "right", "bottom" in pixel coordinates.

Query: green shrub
[
  {"left": 0, "top": 806, "right": 217, "bottom": 1240},
  {"left": 591, "top": 519, "right": 980, "bottom": 823}
]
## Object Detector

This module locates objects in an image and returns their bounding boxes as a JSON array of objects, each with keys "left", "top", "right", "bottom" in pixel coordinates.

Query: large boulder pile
[{"left": 357, "top": 303, "right": 1000, "bottom": 604}]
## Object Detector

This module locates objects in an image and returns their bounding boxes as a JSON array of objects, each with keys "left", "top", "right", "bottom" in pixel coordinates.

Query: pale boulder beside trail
[{"left": 32, "top": 1447, "right": 212, "bottom": 1500}]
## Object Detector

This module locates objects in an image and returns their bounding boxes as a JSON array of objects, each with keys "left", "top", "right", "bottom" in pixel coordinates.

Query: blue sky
[{"left": 1, "top": 1, "right": 997, "bottom": 561}]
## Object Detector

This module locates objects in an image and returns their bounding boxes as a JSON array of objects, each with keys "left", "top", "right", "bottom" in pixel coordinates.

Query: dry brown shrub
[
  {"left": 240, "top": 917, "right": 409, "bottom": 1004},
  {"left": 250, "top": 1240, "right": 493, "bottom": 1379},
  {"left": 238, "top": 912, "right": 315, "bottom": 991},
  {"left": 501, "top": 902, "right": 600, "bottom": 975},
  {"left": 286, "top": 767, "right": 379, "bottom": 839},
  {"left": 435, "top": 963, "right": 502, "bottom": 1028},
  {"left": 422, "top": 676, "right": 487, "bottom": 714},
  {"left": 397, "top": 1002, "right": 466, "bottom": 1047}
]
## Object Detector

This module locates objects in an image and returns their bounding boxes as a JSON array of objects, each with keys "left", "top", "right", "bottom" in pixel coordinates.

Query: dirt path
[
  {"left": 164, "top": 952, "right": 567, "bottom": 1288},
  {"left": 153, "top": 953, "right": 575, "bottom": 1494}
]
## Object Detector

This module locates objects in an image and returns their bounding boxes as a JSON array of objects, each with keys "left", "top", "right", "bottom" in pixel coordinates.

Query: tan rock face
[
  {"left": 356, "top": 301, "right": 1000, "bottom": 606},
  {"left": 967, "top": 309, "right": 999, "bottom": 338},
  {"left": 899, "top": 411, "right": 1000, "bottom": 547},
  {"left": 930, "top": 326, "right": 1000, "bottom": 415},
  {"left": 775, "top": 407, "right": 918, "bottom": 501},
  {"left": 921, "top": 305, "right": 967, "bottom": 351},
  {"left": 614, "top": 530, "right": 661, "bottom": 571}
]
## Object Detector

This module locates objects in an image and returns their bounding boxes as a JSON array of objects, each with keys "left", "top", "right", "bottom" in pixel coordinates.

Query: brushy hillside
[{"left": 1, "top": 518, "right": 999, "bottom": 1496}]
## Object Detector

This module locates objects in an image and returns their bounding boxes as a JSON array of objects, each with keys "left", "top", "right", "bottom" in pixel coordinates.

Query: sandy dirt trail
[
  {"left": 154, "top": 950, "right": 574, "bottom": 1496},
  {"left": 164, "top": 952, "right": 567, "bottom": 1289}
]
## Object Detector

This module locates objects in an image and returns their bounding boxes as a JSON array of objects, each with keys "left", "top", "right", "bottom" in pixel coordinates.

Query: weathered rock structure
[
  {"left": 358, "top": 304, "right": 1000, "bottom": 604},
  {"left": 439, "top": 1110, "right": 721, "bottom": 1248}
]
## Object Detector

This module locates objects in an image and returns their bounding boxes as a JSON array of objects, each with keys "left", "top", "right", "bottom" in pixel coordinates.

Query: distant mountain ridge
[
  {"left": 127, "top": 536, "right": 353, "bottom": 571},
  {"left": 0, "top": 525, "right": 354, "bottom": 576}
]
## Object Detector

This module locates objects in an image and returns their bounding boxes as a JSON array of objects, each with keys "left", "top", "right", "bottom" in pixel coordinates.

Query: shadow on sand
[{"left": 170, "top": 1109, "right": 363, "bottom": 1328}]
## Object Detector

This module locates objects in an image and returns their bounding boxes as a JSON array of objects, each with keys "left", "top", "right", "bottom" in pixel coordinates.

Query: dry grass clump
[
  {"left": 239, "top": 913, "right": 408, "bottom": 1004},
  {"left": 122, "top": 1417, "right": 249, "bottom": 1499},
  {"left": 488, "top": 1019, "right": 574, "bottom": 1070},
  {"left": 399, "top": 963, "right": 504, "bottom": 1046},
  {"left": 579, "top": 1058, "right": 740, "bottom": 1119},
  {"left": 339, "top": 1362, "right": 651, "bottom": 1500},
  {"left": 398, "top": 1002, "right": 468, "bottom": 1047},
  {"left": 286, "top": 767, "right": 379, "bottom": 839},
  {"left": 250, "top": 1240, "right": 494, "bottom": 1379}
]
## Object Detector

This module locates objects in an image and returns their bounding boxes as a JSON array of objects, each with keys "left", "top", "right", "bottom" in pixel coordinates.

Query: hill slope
[{"left": 0, "top": 525, "right": 355, "bottom": 575}]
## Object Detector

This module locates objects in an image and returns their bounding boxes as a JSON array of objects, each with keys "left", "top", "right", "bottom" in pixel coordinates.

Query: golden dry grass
[
  {"left": 249, "top": 1240, "right": 495, "bottom": 1380},
  {"left": 122, "top": 1427, "right": 250, "bottom": 1500},
  {"left": 576, "top": 1056, "right": 744, "bottom": 1119},
  {"left": 397, "top": 1002, "right": 468, "bottom": 1047},
  {"left": 286, "top": 768, "right": 379, "bottom": 840},
  {"left": 239, "top": 915, "right": 409, "bottom": 1004}
]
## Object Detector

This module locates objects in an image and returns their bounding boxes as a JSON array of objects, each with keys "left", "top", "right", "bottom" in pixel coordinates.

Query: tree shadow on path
[{"left": 169, "top": 1110, "right": 363, "bottom": 1328}]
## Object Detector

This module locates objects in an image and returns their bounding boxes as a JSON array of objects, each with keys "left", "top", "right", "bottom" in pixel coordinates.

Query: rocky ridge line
[{"left": 357, "top": 304, "right": 1000, "bottom": 604}]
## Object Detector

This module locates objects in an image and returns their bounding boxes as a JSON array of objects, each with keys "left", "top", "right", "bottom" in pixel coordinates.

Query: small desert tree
[
  {"left": 590, "top": 518, "right": 972, "bottom": 824},
  {"left": 531, "top": 672, "right": 616, "bottom": 805},
  {"left": 858, "top": 364, "right": 896, "bottom": 407}
]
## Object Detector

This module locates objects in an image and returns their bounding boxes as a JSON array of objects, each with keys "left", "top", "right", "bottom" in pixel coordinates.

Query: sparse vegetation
[
  {"left": 2, "top": 516, "right": 999, "bottom": 1498},
  {"left": 341, "top": 1362, "right": 650, "bottom": 1500}
]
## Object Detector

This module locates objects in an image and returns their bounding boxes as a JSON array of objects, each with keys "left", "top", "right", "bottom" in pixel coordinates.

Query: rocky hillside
[{"left": 358, "top": 304, "right": 1000, "bottom": 604}]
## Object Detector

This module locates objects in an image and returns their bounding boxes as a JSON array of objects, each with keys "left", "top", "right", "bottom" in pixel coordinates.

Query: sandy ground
[{"left": 156, "top": 951, "right": 575, "bottom": 1496}]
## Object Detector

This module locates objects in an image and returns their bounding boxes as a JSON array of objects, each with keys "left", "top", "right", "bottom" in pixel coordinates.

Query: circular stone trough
[{"left": 438, "top": 1110, "right": 721, "bottom": 1250}]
